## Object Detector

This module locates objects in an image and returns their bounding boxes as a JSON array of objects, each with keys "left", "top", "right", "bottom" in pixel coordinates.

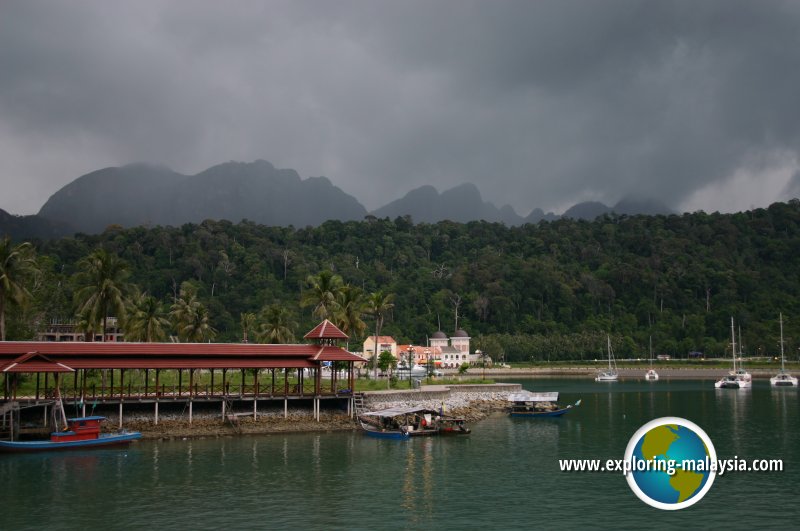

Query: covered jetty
[{"left": 0, "top": 320, "right": 364, "bottom": 430}]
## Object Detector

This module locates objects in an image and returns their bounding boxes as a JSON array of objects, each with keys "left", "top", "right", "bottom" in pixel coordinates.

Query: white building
[{"left": 432, "top": 329, "right": 478, "bottom": 368}]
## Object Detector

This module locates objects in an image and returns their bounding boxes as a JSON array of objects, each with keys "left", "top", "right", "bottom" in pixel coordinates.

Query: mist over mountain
[
  {"left": 561, "top": 197, "right": 675, "bottom": 220},
  {"left": 371, "top": 183, "right": 530, "bottom": 225},
  {"left": 1, "top": 159, "right": 681, "bottom": 239},
  {"left": 37, "top": 160, "right": 367, "bottom": 234}
]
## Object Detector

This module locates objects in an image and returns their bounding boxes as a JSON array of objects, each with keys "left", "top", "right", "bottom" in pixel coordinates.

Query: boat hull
[
  {"left": 0, "top": 432, "right": 141, "bottom": 452},
  {"left": 770, "top": 376, "right": 798, "bottom": 387},
  {"left": 361, "top": 428, "right": 410, "bottom": 440},
  {"left": 595, "top": 375, "right": 618, "bottom": 382},
  {"left": 510, "top": 406, "right": 572, "bottom": 418},
  {"left": 715, "top": 379, "right": 751, "bottom": 389}
]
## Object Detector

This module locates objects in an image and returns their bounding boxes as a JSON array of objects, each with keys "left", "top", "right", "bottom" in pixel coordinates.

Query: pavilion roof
[{"left": 303, "top": 319, "right": 349, "bottom": 341}]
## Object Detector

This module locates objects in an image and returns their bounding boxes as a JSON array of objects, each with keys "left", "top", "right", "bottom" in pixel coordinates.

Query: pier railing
[{"left": 42, "top": 383, "right": 340, "bottom": 402}]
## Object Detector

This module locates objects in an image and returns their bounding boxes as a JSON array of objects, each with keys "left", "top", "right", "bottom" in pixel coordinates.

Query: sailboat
[
  {"left": 715, "top": 317, "right": 752, "bottom": 389},
  {"left": 595, "top": 335, "right": 619, "bottom": 382},
  {"left": 770, "top": 313, "right": 798, "bottom": 387},
  {"left": 644, "top": 335, "right": 659, "bottom": 381}
]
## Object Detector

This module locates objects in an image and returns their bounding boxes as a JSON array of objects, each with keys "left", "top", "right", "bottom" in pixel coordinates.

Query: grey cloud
[{"left": 1, "top": 0, "right": 800, "bottom": 216}]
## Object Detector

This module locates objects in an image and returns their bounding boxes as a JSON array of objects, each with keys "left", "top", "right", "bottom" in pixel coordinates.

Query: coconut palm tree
[
  {"left": 256, "top": 304, "right": 297, "bottom": 344},
  {"left": 170, "top": 284, "right": 216, "bottom": 342},
  {"left": 366, "top": 290, "right": 395, "bottom": 379},
  {"left": 0, "top": 238, "right": 38, "bottom": 340},
  {"left": 125, "top": 292, "right": 170, "bottom": 342},
  {"left": 333, "top": 285, "right": 368, "bottom": 340},
  {"left": 300, "top": 270, "right": 344, "bottom": 319},
  {"left": 73, "top": 248, "right": 132, "bottom": 342},
  {"left": 75, "top": 307, "right": 100, "bottom": 342}
]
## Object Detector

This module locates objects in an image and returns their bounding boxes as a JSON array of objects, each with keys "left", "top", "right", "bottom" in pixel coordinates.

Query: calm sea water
[{"left": 2, "top": 378, "right": 798, "bottom": 530}]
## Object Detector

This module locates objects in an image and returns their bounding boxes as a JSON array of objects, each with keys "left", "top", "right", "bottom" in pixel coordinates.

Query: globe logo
[{"left": 624, "top": 417, "right": 717, "bottom": 510}]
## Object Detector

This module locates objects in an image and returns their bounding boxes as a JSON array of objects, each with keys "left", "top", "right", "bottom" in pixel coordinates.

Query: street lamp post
[
  {"left": 425, "top": 348, "right": 432, "bottom": 382},
  {"left": 407, "top": 346, "right": 415, "bottom": 384}
]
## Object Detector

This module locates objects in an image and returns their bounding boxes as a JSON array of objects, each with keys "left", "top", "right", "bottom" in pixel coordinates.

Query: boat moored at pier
[
  {"left": 359, "top": 406, "right": 470, "bottom": 438},
  {"left": 0, "top": 416, "right": 141, "bottom": 452},
  {"left": 508, "top": 392, "right": 581, "bottom": 418}
]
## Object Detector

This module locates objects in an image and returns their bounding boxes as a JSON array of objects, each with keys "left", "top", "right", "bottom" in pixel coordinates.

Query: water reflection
[{"left": 3, "top": 379, "right": 798, "bottom": 530}]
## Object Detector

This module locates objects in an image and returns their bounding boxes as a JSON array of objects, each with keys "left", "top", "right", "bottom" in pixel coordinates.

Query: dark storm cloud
[{"left": 1, "top": 0, "right": 799, "bottom": 215}]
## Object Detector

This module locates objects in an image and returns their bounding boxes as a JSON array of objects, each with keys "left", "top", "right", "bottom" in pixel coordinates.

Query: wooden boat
[
  {"left": 508, "top": 392, "right": 581, "bottom": 418},
  {"left": 0, "top": 416, "right": 141, "bottom": 452},
  {"left": 359, "top": 406, "right": 469, "bottom": 438},
  {"left": 435, "top": 415, "right": 471, "bottom": 435}
]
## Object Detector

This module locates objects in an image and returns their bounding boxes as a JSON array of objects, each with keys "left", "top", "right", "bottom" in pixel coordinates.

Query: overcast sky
[{"left": 2, "top": 0, "right": 800, "bottom": 216}]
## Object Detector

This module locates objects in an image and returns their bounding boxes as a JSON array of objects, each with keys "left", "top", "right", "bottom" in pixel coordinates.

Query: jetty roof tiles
[{"left": 1, "top": 352, "right": 75, "bottom": 373}]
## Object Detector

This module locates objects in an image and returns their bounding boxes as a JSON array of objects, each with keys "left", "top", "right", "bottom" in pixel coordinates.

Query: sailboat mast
[
  {"left": 607, "top": 335, "right": 612, "bottom": 371},
  {"left": 649, "top": 336, "right": 653, "bottom": 368},
  {"left": 730, "top": 317, "right": 737, "bottom": 373},
  {"left": 780, "top": 313, "right": 785, "bottom": 372},
  {"left": 738, "top": 324, "right": 744, "bottom": 371}
]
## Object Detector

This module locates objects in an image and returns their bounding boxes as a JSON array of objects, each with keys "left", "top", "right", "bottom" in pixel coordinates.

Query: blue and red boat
[{"left": 0, "top": 416, "right": 141, "bottom": 452}]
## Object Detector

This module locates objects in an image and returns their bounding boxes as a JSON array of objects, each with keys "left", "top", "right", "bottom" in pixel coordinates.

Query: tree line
[{"left": 2, "top": 198, "right": 799, "bottom": 362}]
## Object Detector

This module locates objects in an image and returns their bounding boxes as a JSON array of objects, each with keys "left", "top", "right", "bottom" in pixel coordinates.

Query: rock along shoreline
[{"left": 120, "top": 383, "right": 522, "bottom": 440}]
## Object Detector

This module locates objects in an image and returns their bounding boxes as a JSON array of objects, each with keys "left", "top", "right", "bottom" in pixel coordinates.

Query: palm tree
[
  {"left": 256, "top": 304, "right": 297, "bottom": 344},
  {"left": 300, "top": 270, "right": 344, "bottom": 319},
  {"left": 75, "top": 306, "right": 100, "bottom": 342},
  {"left": 125, "top": 292, "right": 170, "bottom": 342},
  {"left": 170, "top": 284, "right": 216, "bottom": 342},
  {"left": 366, "top": 290, "right": 395, "bottom": 379},
  {"left": 240, "top": 312, "right": 257, "bottom": 343},
  {"left": 0, "top": 238, "right": 38, "bottom": 340},
  {"left": 73, "top": 248, "right": 132, "bottom": 342},
  {"left": 333, "top": 285, "right": 368, "bottom": 340}
]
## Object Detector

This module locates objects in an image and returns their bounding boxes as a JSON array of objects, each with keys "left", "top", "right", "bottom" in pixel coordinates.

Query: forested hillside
[{"left": 4, "top": 200, "right": 799, "bottom": 362}]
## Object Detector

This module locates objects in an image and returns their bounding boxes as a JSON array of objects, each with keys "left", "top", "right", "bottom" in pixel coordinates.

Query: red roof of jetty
[
  {"left": 0, "top": 321, "right": 363, "bottom": 372},
  {"left": 0, "top": 342, "right": 322, "bottom": 357},
  {"left": 1, "top": 352, "right": 75, "bottom": 373}
]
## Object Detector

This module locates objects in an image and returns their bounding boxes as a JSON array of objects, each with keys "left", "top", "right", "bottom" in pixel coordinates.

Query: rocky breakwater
[
  {"left": 120, "top": 408, "right": 356, "bottom": 440},
  {"left": 363, "top": 383, "right": 521, "bottom": 422}
]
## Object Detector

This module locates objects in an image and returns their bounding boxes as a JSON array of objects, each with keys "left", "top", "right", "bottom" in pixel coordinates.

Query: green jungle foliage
[{"left": 4, "top": 199, "right": 800, "bottom": 362}]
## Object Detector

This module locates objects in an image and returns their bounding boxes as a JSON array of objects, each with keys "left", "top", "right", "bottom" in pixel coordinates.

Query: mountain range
[{"left": 1, "top": 159, "right": 673, "bottom": 240}]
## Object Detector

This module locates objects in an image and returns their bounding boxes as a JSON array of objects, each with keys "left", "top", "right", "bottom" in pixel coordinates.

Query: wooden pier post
[
  {"left": 119, "top": 402, "right": 123, "bottom": 428},
  {"left": 284, "top": 398, "right": 288, "bottom": 419},
  {"left": 189, "top": 400, "right": 193, "bottom": 424},
  {"left": 154, "top": 401, "right": 159, "bottom": 425},
  {"left": 221, "top": 399, "right": 226, "bottom": 420},
  {"left": 253, "top": 397, "right": 257, "bottom": 420}
]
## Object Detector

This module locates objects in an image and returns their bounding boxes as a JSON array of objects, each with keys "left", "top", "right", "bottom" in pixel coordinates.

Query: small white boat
[
  {"left": 771, "top": 313, "right": 798, "bottom": 387},
  {"left": 644, "top": 336, "right": 659, "bottom": 381},
  {"left": 595, "top": 335, "right": 618, "bottom": 382},
  {"left": 715, "top": 317, "right": 752, "bottom": 389}
]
